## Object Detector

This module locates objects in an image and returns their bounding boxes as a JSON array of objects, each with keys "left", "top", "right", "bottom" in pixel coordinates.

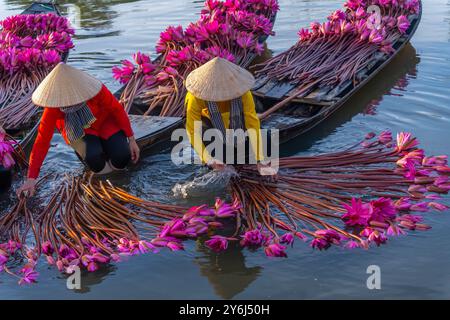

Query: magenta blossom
[
  {"left": 264, "top": 243, "right": 287, "bottom": 258},
  {"left": 345, "top": 240, "right": 360, "bottom": 249},
  {"left": 215, "top": 198, "right": 240, "bottom": 218},
  {"left": 205, "top": 235, "right": 229, "bottom": 253},
  {"left": 241, "top": 229, "right": 264, "bottom": 247},
  {"left": 397, "top": 15, "right": 410, "bottom": 34},
  {"left": 342, "top": 198, "right": 372, "bottom": 226},
  {"left": 370, "top": 197, "right": 397, "bottom": 222},
  {"left": 311, "top": 229, "right": 342, "bottom": 250},
  {"left": 279, "top": 233, "right": 294, "bottom": 246},
  {"left": 19, "top": 266, "right": 39, "bottom": 285},
  {"left": 396, "top": 132, "right": 419, "bottom": 152}
]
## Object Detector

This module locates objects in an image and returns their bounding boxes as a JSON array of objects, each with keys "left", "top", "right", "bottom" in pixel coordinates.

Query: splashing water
[{"left": 172, "top": 166, "right": 239, "bottom": 199}]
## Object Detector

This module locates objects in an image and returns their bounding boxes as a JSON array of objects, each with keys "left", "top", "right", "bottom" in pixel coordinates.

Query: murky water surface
[{"left": 1, "top": 0, "right": 450, "bottom": 299}]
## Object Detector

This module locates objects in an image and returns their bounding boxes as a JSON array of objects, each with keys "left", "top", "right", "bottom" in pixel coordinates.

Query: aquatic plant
[
  {"left": 0, "top": 131, "right": 27, "bottom": 170},
  {"left": 0, "top": 131, "right": 16, "bottom": 169},
  {"left": 113, "top": 0, "right": 279, "bottom": 116},
  {"left": 229, "top": 131, "right": 449, "bottom": 256},
  {"left": 254, "top": 0, "right": 420, "bottom": 118},
  {"left": 1, "top": 131, "right": 448, "bottom": 284},
  {"left": 0, "top": 14, "right": 74, "bottom": 129},
  {"left": 0, "top": 174, "right": 240, "bottom": 284}
]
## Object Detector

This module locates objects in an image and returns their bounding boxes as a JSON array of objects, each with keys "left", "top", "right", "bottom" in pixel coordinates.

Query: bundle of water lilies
[
  {"left": 0, "top": 131, "right": 27, "bottom": 170},
  {"left": 114, "top": 0, "right": 279, "bottom": 116},
  {"left": 255, "top": 0, "right": 420, "bottom": 118},
  {"left": 0, "top": 13, "right": 74, "bottom": 129},
  {"left": 0, "top": 174, "right": 241, "bottom": 284},
  {"left": 1, "top": 131, "right": 449, "bottom": 284},
  {"left": 230, "top": 131, "right": 449, "bottom": 254}
]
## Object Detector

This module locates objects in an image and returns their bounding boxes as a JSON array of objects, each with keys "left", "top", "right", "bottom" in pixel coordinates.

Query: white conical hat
[
  {"left": 185, "top": 57, "right": 255, "bottom": 102},
  {"left": 32, "top": 63, "right": 102, "bottom": 108}
]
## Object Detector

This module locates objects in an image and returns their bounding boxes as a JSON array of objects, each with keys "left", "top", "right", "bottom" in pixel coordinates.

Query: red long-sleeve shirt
[{"left": 28, "top": 84, "right": 134, "bottom": 179}]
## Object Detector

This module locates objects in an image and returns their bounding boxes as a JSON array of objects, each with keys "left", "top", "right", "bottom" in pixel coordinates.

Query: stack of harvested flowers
[
  {"left": 113, "top": 0, "right": 279, "bottom": 116},
  {"left": 254, "top": 0, "right": 421, "bottom": 118},
  {"left": 0, "top": 13, "right": 74, "bottom": 129},
  {"left": 0, "top": 131, "right": 448, "bottom": 284}
]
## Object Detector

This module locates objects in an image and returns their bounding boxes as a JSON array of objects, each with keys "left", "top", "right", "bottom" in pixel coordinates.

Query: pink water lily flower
[
  {"left": 370, "top": 197, "right": 397, "bottom": 222},
  {"left": 428, "top": 202, "right": 448, "bottom": 211},
  {"left": 396, "top": 132, "right": 419, "bottom": 152},
  {"left": 342, "top": 198, "right": 372, "bottom": 226},
  {"left": 368, "top": 230, "right": 388, "bottom": 246},
  {"left": 311, "top": 229, "right": 342, "bottom": 250},
  {"left": 387, "top": 224, "right": 406, "bottom": 236},
  {"left": 241, "top": 229, "right": 264, "bottom": 247},
  {"left": 397, "top": 15, "right": 410, "bottom": 34},
  {"left": 205, "top": 235, "right": 229, "bottom": 253},
  {"left": 264, "top": 243, "right": 287, "bottom": 257},
  {"left": 345, "top": 240, "right": 360, "bottom": 249},
  {"left": 344, "top": 0, "right": 365, "bottom": 11},
  {"left": 395, "top": 198, "right": 412, "bottom": 211},
  {"left": 19, "top": 266, "right": 39, "bottom": 285},
  {"left": 279, "top": 233, "right": 294, "bottom": 246}
]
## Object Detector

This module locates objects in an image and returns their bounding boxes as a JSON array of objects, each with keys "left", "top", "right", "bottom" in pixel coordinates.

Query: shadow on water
[
  {"left": 194, "top": 242, "right": 262, "bottom": 300},
  {"left": 280, "top": 42, "right": 420, "bottom": 156}
]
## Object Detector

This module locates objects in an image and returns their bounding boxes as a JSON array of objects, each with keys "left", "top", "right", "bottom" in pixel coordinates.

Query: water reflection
[
  {"left": 63, "top": 264, "right": 118, "bottom": 294},
  {"left": 194, "top": 242, "right": 261, "bottom": 299},
  {"left": 5, "top": 0, "right": 140, "bottom": 30}
]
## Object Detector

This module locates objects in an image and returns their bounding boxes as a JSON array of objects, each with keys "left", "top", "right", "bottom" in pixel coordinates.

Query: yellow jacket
[{"left": 185, "top": 91, "right": 264, "bottom": 163}]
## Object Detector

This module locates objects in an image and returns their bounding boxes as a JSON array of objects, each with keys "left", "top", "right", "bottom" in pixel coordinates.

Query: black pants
[{"left": 71, "top": 131, "right": 131, "bottom": 173}]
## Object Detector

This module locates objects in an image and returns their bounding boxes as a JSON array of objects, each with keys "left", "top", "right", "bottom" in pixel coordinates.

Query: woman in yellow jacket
[{"left": 185, "top": 57, "right": 276, "bottom": 176}]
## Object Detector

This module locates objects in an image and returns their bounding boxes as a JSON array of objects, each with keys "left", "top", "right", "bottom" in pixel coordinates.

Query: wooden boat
[
  {"left": 118, "top": 13, "right": 278, "bottom": 153},
  {"left": 2, "top": 1, "right": 70, "bottom": 151},
  {"left": 253, "top": 2, "right": 423, "bottom": 143},
  {"left": 119, "top": 3, "right": 422, "bottom": 152}
]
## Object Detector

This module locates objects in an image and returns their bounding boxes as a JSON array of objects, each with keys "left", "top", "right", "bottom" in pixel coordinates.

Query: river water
[{"left": 0, "top": 0, "right": 450, "bottom": 299}]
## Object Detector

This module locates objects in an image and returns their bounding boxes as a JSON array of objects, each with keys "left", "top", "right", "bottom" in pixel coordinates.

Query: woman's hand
[
  {"left": 257, "top": 162, "right": 278, "bottom": 177},
  {"left": 129, "top": 137, "right": 140, "bottom": 164},
  {"left": 16, "top": 178, "right": 37, "bottom": 198},
  {"left": 207, "top": 158, "right": 227, "bottom": 171}
]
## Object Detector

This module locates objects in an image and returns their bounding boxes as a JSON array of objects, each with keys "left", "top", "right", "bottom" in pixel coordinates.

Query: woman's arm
[
  {"left": 17, "top": 108, "right": 58, "bottom": 197},
  {"left": 242, "top": 91, "right": 265, "bottom": 162},
  {"left": 185, "top": 92, "right": 212, "bottom": 164},
  {"left": 27, "top": 108, "right": 58, "bottom": 179}
]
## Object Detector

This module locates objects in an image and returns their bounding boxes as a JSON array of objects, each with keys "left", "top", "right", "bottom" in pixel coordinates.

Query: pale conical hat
[
  {"left": 32, "top": 63, "right": 102, "bottom": 108},
  {"left": 185, "top": 57, "right": 255, "bottom": 102}
]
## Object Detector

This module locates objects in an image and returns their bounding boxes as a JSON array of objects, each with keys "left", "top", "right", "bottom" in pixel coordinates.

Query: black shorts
[{"left": 71, "top": 131, "right": 131, "bottom": 172}]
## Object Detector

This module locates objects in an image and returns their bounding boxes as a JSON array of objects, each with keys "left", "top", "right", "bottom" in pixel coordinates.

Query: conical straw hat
[
  {"left": 32, "top": 63, "right": 102, "bottom": 108},
  {"left": 185, "top": 57, "right": 255, "bottom": 102}
]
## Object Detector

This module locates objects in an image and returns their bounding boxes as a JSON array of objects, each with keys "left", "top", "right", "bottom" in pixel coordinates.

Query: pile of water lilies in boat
[
  {"left": 0, "top": 131, "right": 27, "bottom": 170},
  {"left": 1, "top": 130, "right": 449, "bottom": 284},
  {"left": 0, "top": 13, "right": 74, "bottom": 129},
  {"left": 255, "top": 0, "right": 420, "bottom": 118},
  {"left": 113, "top": 0, "right": 279, "bottom": 116}
]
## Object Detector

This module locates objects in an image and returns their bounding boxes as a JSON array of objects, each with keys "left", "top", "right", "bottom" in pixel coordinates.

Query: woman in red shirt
[{"left": 17, "top": 63, "right": 140, "bottom": 196}]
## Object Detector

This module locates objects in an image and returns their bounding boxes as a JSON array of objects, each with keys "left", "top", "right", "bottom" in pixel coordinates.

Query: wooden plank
[
  {"left": 264, "top": 81, "right": 296, "bottom": 99},
  {"left": 260, "top": 113, "right": 307, "bottom": 130},
  {"left": 256, "top": 79, "right": 279, "bottom": 96},
  {"left": 253, "top": 76, "right": 269, "bottom": 91},
  {"left": 129, "top": 115, "right": 182, "bottom": 141}
]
